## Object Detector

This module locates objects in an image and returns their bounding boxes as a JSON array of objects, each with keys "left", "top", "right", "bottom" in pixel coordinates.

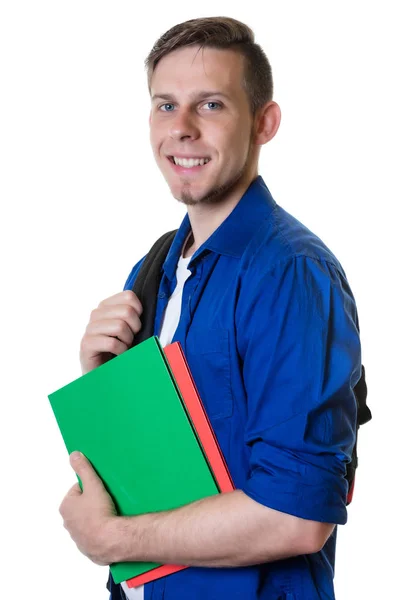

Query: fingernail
[{"left": 71, "top": 451, "right": 82, "bottom": 461}]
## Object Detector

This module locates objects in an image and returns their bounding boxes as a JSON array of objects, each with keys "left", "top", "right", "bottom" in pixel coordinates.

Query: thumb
[{"left": 69, "top": 451, "right": 103, "bottom": 490}]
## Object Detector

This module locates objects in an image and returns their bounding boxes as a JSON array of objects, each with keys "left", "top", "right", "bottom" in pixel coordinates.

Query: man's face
[{"left": 149, "top": 46, "right": 256, "bottom": 206}]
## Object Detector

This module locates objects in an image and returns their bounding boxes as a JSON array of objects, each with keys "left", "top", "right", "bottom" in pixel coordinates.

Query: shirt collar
[{"left": 163, "top": 175, "right": 276, "bottom": 280}]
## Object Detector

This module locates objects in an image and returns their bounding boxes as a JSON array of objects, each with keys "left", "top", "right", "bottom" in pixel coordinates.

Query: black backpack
[{"left": 130, "top": 230, "right": 372, "bottom": 504}]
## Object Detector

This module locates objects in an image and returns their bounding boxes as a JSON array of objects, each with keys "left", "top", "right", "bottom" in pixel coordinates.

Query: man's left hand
[{"left": 59, "top": 451, "right": 119, "bottom": 565}]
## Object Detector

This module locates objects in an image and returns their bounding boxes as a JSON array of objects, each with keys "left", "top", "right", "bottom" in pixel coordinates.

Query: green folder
[{"left": 48, "top": 336, "right": 219, "bottom": 583}]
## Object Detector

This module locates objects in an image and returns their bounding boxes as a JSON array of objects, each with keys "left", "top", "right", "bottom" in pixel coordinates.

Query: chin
[
  {"left": 166, "top": 179, "right": 207, "bottom": 206},
  {"left": 181, "top": 188, "right": 225, "bottom": 207},
  {"left": 172, "top": 187, "right": 201, "bottom": 207}
]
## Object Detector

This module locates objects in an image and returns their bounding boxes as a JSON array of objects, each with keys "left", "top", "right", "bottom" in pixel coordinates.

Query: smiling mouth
[{"left": 168, "top": 156, "right": 211, "bottom": 168}]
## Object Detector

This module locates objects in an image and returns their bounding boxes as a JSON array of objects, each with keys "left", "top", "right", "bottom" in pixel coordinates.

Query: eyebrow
[{"left": 151, "top": 91, "right": 231, "bottom": 103}]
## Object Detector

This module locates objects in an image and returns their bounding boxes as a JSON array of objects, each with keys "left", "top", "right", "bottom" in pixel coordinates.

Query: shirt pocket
[{"left": 188, "top": 328, "right": 233, "bottom": 421}]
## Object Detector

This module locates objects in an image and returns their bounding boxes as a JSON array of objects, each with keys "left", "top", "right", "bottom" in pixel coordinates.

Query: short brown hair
[{"left": 145, "top": 16, "right": 273, "bottom": 115}]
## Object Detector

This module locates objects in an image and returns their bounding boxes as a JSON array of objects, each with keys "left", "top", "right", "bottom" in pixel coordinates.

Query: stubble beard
[{"left": 174, "top": 146, "right": 253, "bottom": 207}]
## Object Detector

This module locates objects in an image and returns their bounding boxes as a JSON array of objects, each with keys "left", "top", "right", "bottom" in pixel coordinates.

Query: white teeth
[{"left": 173, "top": 157, "right": 210, "bottom": 168}]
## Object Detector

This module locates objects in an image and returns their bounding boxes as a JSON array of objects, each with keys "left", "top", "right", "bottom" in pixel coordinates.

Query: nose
[{"left": 169, "top": 108, "right": 200, "bottom": 142}]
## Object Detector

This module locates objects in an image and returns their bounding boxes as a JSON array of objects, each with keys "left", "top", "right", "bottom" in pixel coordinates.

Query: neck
[
  {"left": 183, "top": 169, "right": 258, "bottom": 258},
  {"left": 182, "top": 232, "right": 195, "bottom": 258}
]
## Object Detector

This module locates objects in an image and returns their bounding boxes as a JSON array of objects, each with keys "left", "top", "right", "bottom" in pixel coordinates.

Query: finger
[
  {"left": 59, "top": 483, "right": 82, "bottom": 517},
  {"left": 80, "top": 334, "right": 129, "bottom": 358},
  {"left": 89, "top": 305, "right": 142, "bottom": 337},
  {"left": 69, "top": 452, "right": 105, "bottom": 491},
  {"left": 98, "top": 291, "right": 143, "bottom": 317},
  {"left": 86, "top": 318, "right": 136, "bottom": 347},
  {"left": 65, "top": 482, "right": 82, "bottom": 497}
]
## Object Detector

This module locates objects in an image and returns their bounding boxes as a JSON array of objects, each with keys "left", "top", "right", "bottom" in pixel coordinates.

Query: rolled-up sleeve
[{"left": 238, "top": 255, "right": 361, "bottom": 525}]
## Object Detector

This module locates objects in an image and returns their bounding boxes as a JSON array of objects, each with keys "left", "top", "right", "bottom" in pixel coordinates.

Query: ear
[{"left": 253, "top": 101, "right": 281, "bottom": 146}]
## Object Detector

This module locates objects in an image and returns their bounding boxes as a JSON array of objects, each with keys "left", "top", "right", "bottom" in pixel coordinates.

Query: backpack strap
[{"left": 130, "top": 229, "right": 177, "bottom": 347}]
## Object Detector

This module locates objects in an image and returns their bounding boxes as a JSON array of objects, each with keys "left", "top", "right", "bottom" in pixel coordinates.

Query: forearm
[{"left": 110, "top": 489, "right": 326, "bottom": 567}]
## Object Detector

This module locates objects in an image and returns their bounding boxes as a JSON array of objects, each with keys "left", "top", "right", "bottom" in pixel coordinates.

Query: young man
[{"left": 60, "top": 17, "right": 362, "bottom": 600}]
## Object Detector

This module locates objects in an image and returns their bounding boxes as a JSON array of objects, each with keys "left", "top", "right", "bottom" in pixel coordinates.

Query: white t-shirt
[{"left": 120, "top": 253, "right": 191, "bottom": 600}]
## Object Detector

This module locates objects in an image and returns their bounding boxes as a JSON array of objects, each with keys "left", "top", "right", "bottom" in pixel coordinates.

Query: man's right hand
[{"left": 79, "top": 291, "right": 143, "bottom": 375}]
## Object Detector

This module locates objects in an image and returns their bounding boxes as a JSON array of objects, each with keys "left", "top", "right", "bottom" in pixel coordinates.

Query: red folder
[{"left": 125, "top": 341, "right": 235, "bottom": 588}]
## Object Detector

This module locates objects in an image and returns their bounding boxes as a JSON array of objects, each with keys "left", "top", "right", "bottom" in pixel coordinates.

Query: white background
[{"left": 1, "top": 1, "right": 406, "bottom": 598}]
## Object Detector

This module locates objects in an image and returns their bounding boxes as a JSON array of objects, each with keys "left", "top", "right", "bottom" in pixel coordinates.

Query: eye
[
  {"left": 159, "top": 103, "right": 175, "bottom": 112},
  {"left": 203, "top": 102, "right": 221, "bottom": 110}
]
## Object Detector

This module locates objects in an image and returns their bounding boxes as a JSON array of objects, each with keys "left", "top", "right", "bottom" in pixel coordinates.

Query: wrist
[{"left": 106, "top": 516, "right": 135, "bottom": 564}]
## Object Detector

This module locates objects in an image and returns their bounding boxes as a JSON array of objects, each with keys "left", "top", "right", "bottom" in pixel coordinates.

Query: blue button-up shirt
[{"left": 110, "top": 175, "right": 361, "bottom": 600}]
